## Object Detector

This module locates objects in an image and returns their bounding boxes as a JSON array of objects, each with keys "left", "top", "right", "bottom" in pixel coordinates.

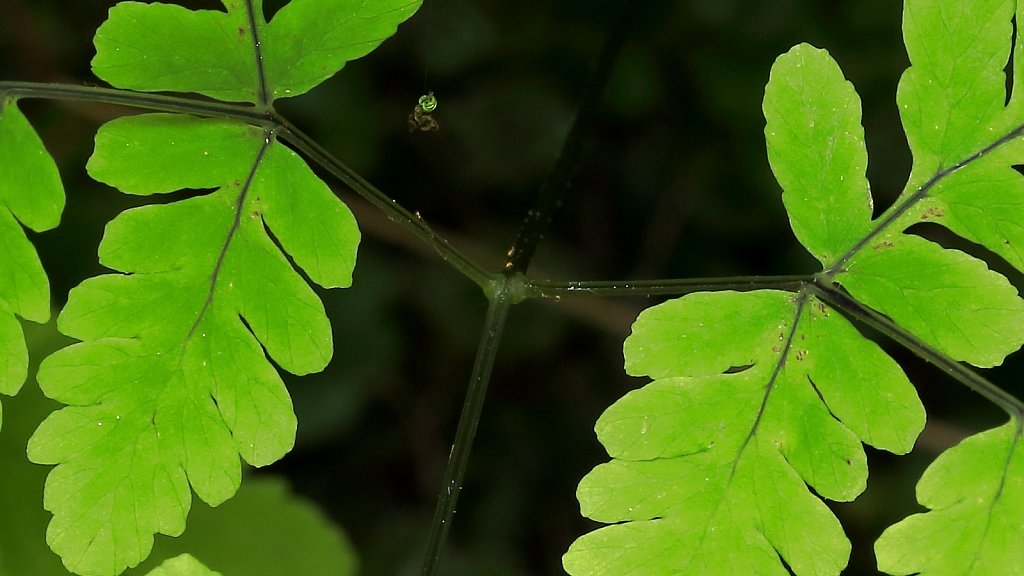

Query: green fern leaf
[
  {"left": 872, "top": 1, "right": 1024, "bottom": 573},
  {"left": 0, "top": 350, "right": 359, "bottom": 576},
  {"left": 568, "top": 0, "right": 1024, "bottom": 572},
  {"left": 0, "top": 98, "right": 64, "bottom": 430},
  {"left": 875, "top": 422, "right": 1024, "bottom": 575},
  {"left": 564, "top": 291, "right": 925, "bottom": 574},
  {"left": 91, "top": 0, "right": 421, "bottom": 102},
  {"left": 767, "top": 39, "right": 1024, "bottom": 370},
  {"left": 27, "top": 113, "right": 356, "bottom": 575},
  {"left": 24, "top": 0, "right": 419, "bottom": 573},
  {"left": 833, "top": 0, "right": 1024, "bottom": 369},
  {"left": 144, "top": 555, "right": 219, "bottom": 576}
]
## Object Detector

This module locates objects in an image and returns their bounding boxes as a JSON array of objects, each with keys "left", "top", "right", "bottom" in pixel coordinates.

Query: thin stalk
[
  {"left": 0, "top": 81, "right": 495, "bottom": 290},
  {"left": 420, "top": 6, "right": 632, "bottom": 571},
  {"left": 0, "top": 81, "right": 272, "bottom": 123},
  {"left": 420, "top": 279, "right": 513, "bottom": 576},
  {"left": 809, "top": 280, "right": 1024, "bottom": 420},
  {"left": 503, "top": 1, "right": 633, "bottom": 274},
  {"left": 276, "top": 117, "right": 495, "bottom": 290},
  {"left": 523, "top": 274, "right": 811, "bottom": 299}
]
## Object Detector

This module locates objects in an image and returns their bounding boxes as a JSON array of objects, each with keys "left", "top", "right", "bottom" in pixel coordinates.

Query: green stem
[
  {"left": 276, "top": 116, "right": 495, "bottom": 290},
  {"left": 420, "top": 7, "right": 633, "bottom": 571},
  {"left": 420, "top": 278, "right": 513, "bottom": 576},
  {"left": 809, "top": 280, "right": 1024, "bottom": 420},
  {"left": 522, "top": 274, "right": 810, "bottom": 299},
  {"left": 0, "top": 81, "right": 495, "bottom": 290},
  {"left": 503, "top": 1, "right": 633, "bottom": 274},
  {"left": 0, "top": 81, "right": 272, "bottom": 123}
]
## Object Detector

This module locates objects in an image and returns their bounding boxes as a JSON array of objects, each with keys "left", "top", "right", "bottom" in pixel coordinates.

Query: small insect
[{"left": 408, "top": 91, "right": 439, "bottom": 132}]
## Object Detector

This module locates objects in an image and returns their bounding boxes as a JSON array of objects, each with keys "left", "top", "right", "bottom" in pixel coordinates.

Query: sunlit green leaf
[
  {"left": 261, "top": 0, "right": 422, "bottom": 99},
  {"left": 897, "top": 0, "right": 1012, "bottom": 173},
  {"left": 92, "top": 2, "right": 257, "bottom": 102},
  {"left": 840, "top": 233, "right": 1024, "bottom": 368},
  {"left": 0, "top": 345, "right": 358, "bottom": 576},
  {"left": 892, "top": 0, "right": 1024, "bottom": 280},
  {"left": 763, "top": 43, "right": 873, "bottom": 265},
  {"left": 571, "top": 0, "right": 1024, "bottom": 568},
  {"left": 769, "top": 40, "right": 1024, "bottom": 370},
  {"left": 0, "top": 98, "right": 64, "bottom": 428},
  {"left": 28, "top": 113, "right": 358, "bottom": 575},
  {"left": 564, "top": 290, "right": 924, "bottom": 575},
  {"left": 832, "top": 0, "right": 1024, "bottom": 368},
  {"left": 875, "top": 422, "right": 1024, "bottom": 576},
  {"left": 92, "top": 0, "right": 421, "bottom": 102}
]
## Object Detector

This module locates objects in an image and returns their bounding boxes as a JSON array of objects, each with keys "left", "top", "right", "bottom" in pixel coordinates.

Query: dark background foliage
[{"left": 1, "top": 0, "right": 1018, "bottom": 574}]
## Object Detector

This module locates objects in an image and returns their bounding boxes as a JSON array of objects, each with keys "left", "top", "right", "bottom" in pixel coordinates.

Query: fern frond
[
  {"left": 25, "top": 1, "right": 418, "bottom": 574},
  {"left": 567, "top": 0, "right": 1024, "bottom": 573}
]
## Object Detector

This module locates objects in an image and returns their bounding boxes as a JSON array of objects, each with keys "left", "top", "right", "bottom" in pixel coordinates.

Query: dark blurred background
[{"left": 1, "top": 0, "right": 1019, "bottom": 574}]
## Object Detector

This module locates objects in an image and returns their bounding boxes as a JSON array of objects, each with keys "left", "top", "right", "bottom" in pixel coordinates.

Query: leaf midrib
[
  {"left": 963, "top": 424, "right": 1021, "bottom": 573},
  {"left": 186, "top": 127, "right": 275, "bottom": 341},
  {"left": 729, "top": 290, "right": 811, "bottom": 480},
  {"left": 244, "top": 0, "right": 271, "bottom": 107}
]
